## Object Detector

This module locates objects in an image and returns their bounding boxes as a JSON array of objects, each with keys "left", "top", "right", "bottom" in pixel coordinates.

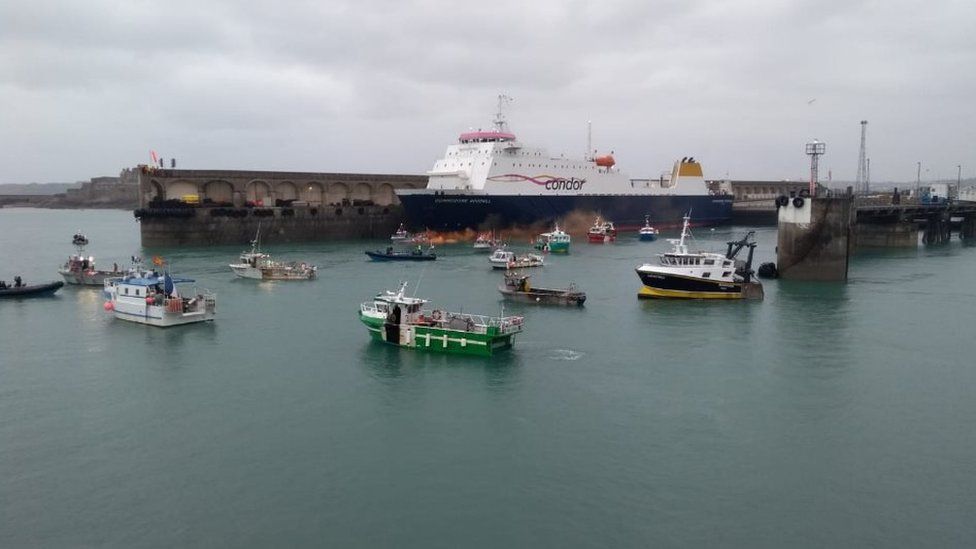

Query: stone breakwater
[
  {"left": 133, "top": 166, "right": 427, "bottom": 246},
  {"left": 137, "top": 204, "right": 405, "bottom": 247}
]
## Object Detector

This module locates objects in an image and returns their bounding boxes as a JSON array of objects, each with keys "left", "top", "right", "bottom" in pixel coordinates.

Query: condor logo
[{"left": 487, "top": 174, "right": 587, "bottom": 191}]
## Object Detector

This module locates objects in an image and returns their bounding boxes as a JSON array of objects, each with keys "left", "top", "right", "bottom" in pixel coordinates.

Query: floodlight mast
[{"left": 806, "top": 140, "right": 826, "bottom": 196}]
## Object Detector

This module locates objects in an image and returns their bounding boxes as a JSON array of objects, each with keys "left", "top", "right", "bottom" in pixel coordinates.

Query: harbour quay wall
[
  {"left": 133, "top": 167, "right": 427, "bottom": 246},
  {"left": 138, "top": 205, "right": 406, "bottom": 247}
]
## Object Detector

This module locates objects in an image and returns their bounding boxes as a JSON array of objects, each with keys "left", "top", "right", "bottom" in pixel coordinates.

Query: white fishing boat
[
  {"left": 105, "top": 271, "right": 216, "bottom": 327},
  {"left": 58, "top": 254, "right": 123, "bottom": 286},
  {"left": 488, "top": 248, "right": 545, "bottom": 270},
  {"left": 473, "top": 232, "right": 501, "bottom": 251},
  {"left": 229, "top": 229, "right": 316, "bottom": 280},
  {"left": 390, "top": 223, "right": 410, "bottom": 241}
]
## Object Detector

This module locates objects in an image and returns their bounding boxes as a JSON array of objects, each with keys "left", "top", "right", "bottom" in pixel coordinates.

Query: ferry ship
[{"left": 396, "top": 96, "right": 733, "bottom": 231}]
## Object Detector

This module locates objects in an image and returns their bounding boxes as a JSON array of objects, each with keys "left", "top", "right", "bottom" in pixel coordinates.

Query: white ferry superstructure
[{"left": 396, "top": 96, "right": 733, "bottom": 231}]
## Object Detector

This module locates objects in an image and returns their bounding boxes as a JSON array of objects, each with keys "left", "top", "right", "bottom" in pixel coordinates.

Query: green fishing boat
[
  {"left": 359, "top": 282, "right": 524, "bottom": 356},
  {"left": 534, "top": 224, "right": 571, "bottom": 254}
]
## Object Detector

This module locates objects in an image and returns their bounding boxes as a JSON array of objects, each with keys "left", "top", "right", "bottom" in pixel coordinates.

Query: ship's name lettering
[
  {"left": 545, "top": 178, "right": 586, "bottom": 191},
  {"left": 434, "top": 198, "right": 490, "bottom": 204}
]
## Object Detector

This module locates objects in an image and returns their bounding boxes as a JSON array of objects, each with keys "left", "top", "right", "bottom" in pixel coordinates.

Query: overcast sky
[{"left": 1, "top": 0, "right": 974, "bottom": 184}]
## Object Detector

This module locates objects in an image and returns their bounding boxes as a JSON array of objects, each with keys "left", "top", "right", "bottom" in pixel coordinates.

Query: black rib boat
[
  {"left": 365, "top": 248, "right": 437, "bottom": 262},
  {"left": 0, "top": 280, "right": 64, "bottom": 299}
]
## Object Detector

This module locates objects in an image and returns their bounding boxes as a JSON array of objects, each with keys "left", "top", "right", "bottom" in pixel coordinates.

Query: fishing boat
[
  {"left": 408, "top": 232, "right": 431, "bottom": 245},
  {"left": 105, "top": 271, "right": 216, "bottom": 327},
  {"left": 488, "top": 249, "right": 544, "bottom": 270},
  {"left": 473, "top": 232, "right": 501, "bottom": 251},
  {"left": 229, "top": 230, "right": 316, "bottom": 280},
  {"left": 366, "top": 246, "right": 437, "bottom": 261},
  {"left": 638, "top": 216, "right": 659, "bottom": 241},
  {"left": 534, "top": 224, "right": 571, "bottom": 253},
  {"left": 58, "top": 254, "right": 124, "bottom": 286},
  {"left": 0, "top": 277, "right": 63, "bottom": 299},
  {"left": 634, "top": 215, "right": 761, "bottom": 299},
  {"left": 498, "top": 272, "right": 585, "bottom": 306},
  {"left": 396, "top": 95, "right": 733, "bottom": 231},
  {"left": 359, "top": 281, "right": 524, "bottom": 356},
  {"left": 390, "top": 223, "right": 410, "bottom": 241},
  {"left": 586, "top": 217, "right": 617, "bottom": 243},
  {"left": 71, "top": 232, "right": 89, "bottom": 246}
]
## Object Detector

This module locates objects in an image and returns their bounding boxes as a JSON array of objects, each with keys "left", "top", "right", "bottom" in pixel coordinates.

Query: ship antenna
[
  {"left": 494, "top": 94, "right": 513, "bottom": 132},
  {"left": 586, "top": 120, "right": 592, "bottom": 161},
  {"left": 412, "top": 261, "right": 429, "bottom": 297}
]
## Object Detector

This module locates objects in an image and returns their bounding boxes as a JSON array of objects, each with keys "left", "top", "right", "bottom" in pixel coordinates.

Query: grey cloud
[{"left": 1, "top": 0, "right": 974, "bottom": 183}]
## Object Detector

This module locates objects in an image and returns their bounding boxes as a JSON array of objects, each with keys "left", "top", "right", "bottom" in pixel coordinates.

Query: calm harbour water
[{"left": 1, "top": 208, "right": 975, "bottom": 547}]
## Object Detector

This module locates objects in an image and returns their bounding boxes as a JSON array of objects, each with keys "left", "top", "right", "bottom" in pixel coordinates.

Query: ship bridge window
[
  {"left": 704, "top": 259, "right": 714, "bottom": 265},
  {"left": 723, "top": 271, "right": 732, "bottom": 277}
]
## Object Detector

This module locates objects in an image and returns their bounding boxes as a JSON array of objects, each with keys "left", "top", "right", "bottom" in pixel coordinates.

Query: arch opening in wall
[
  {"left": 326, "top": 182, "right": 349, "bottom": 205},
  {"left": 203, "top": 180, "right": 234, "bottom": 204},
  {"left": 304, "top": 182, "right": 325, "bottom": 206},
  {"left": 149, "top": 180, "right": 165, "bottom": 202},
  {"left": 165, "top": 180, "right": 199, "bottom": 201},
  {"left": 276, "top": 181, "right": 298, "bottom": 203},
  {"left": 352, "top": 182, "right": 372, "bottom": 203},
  {"left": 375, "top": 183, "right": 395, "bottom": 206},
  {"left": 246, "top": 180, "right": 272, "bottom": 205}
]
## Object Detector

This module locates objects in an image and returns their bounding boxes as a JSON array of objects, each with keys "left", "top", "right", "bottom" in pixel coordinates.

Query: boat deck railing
[{"left": 440, "top": 311, "right": 524, "bottom": 334}]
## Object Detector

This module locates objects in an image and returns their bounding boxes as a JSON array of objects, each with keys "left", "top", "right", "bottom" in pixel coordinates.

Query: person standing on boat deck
[{"left": 14, "top": 276, "right": 22, "bottom": 288}]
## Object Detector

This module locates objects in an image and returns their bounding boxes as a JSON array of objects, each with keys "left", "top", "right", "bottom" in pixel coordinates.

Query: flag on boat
[
  {"left": 152, "top": 256, "right": 164, "bottom": 266},
  {"left": 150, "top": 150, "right": 159, "bottom": 165}
]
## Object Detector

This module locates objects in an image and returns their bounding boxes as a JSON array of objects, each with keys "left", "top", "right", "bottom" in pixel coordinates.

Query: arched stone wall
[
  {"left": 304, "top": 182, "right": 325, "bottom": 206},
  {"left": 246, "top": 180, "right": 272, "bottom": 204},
  {"left": 149, "top": 180, "right": 164, "bottom": 201},
  {"left": 352, "top": 182, "right": 372, "bottom": 202},
  {"left": 166, "top": 180, "right": 199, "bottom": 200},
  {"left": 203, "top": 180, "right": 234, "bottom": 203},
  {"left": 375, "top": 183, "right": 395, "bottom": 206},
  {"left": 276, "top": 181, "right": 298, "bottom": 201},
  {"left": 326, "top": 182, "right": 349, "bottom": 205}
]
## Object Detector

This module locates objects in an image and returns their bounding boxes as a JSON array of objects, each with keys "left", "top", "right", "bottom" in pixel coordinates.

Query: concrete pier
[
  {"left": 776, "top": 196, "right": 853, "bottom": 281},
  {"left": 922, "top": 213, "right": 952, "bottom": 245},
  {"left": 855, "top": 221, "right": 918, "bottom": 248}
]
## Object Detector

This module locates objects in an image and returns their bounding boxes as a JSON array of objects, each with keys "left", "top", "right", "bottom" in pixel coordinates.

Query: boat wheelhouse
[{"left": 359, "top": 282, "right": 523, "bottom": 356}]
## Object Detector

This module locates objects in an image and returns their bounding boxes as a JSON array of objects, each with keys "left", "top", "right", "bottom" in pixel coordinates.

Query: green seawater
[{"left": 1, "top": 208, "right": 975, "bottom": 547}]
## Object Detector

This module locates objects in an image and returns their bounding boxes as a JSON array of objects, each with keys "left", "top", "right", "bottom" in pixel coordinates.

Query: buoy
[{"left": 103, "top": 301, "right": 114, "bottom": 311}]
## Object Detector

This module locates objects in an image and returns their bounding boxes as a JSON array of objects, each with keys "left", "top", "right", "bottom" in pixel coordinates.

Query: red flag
[{"left": 150, "top": 150, "right": 159, "bottom": 165}]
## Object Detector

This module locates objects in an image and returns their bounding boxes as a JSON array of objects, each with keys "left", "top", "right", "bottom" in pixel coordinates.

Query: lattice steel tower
[
  {"left": 806, "top": 140, "right": 825, "bottom": 196},
  {"left": 856, "top": 120, "right": 868, "bottom": 194}
]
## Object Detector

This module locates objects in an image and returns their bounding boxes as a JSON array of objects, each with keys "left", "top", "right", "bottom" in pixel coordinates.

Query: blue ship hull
[{"left": 397, "top": 193, "right": 733, "bottom": 231}]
